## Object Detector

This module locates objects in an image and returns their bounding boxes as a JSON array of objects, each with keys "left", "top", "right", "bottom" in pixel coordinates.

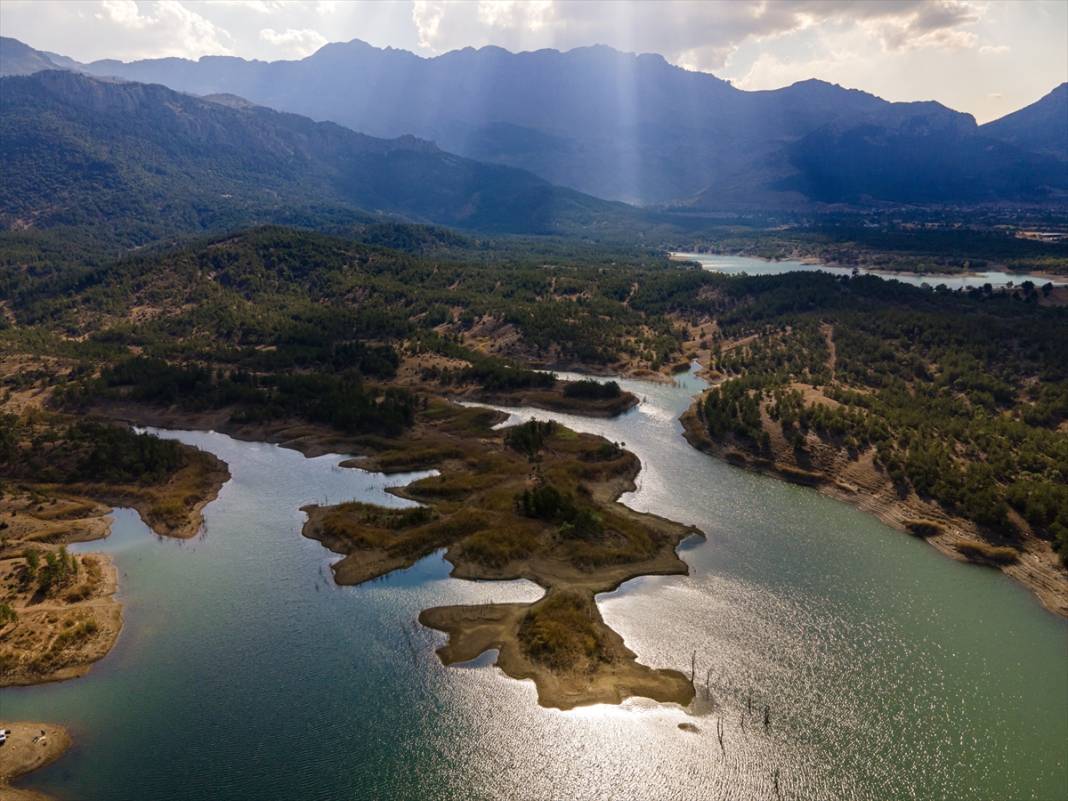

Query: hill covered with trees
[{"left": 0, "top": 70, "right": 633, "bottom": 248}]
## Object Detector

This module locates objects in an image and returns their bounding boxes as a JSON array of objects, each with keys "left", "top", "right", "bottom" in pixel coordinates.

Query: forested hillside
[
  {"left": 673, "top": 272, "right": 1068, "bottom": 563},
  {"left": 0, "top": 70, "right": 631, "bottom": 247},
  {"left": 12, "top": 36, "right": 1058, "bottom": 209},
  {"left": 4, "top": 223, "right": 1065, "bottom": 571}
]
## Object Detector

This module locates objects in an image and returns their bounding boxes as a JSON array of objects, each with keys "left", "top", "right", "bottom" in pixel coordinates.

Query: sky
[{"left": 1, "top": 0, "right": 1065, "bottom": 123}]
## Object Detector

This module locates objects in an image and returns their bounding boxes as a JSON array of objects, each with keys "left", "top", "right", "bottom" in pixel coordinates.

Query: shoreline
[
  {"left": 679, "top": 398, "right": 1068, "bottom": 618},
  {"left": 0, "top": 437, "right": 231, "bottom": 689},
  {"left": 456, "top": 385, "right": 641, "bottom": 418},
  {"left": 0, "top": 428, "right": 230, "bottom": 796},
  {"left": 0, "top": 722, "right": 71, "bottom": 801},
  {"left": 0, "top": 550, "right": 123, "bottom": 688}
]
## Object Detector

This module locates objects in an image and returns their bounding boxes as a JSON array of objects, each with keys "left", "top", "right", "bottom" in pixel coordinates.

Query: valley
[{"left": 0, "top": 16, "right": 1066, "bottom": 801}]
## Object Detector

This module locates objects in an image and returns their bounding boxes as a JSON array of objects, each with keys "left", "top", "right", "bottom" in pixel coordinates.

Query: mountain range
[
  {"left": 0, "top": 68, "right": 634, "bottom": 244},
  {"left": 1, "top": 35, "right": 1066, "bottom": 217}
]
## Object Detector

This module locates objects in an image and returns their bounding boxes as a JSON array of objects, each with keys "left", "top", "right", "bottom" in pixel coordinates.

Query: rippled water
[
  {"left": 673, "top": 252, "right": 1067, "bottom": 289},
  {"left": 5, "top": 374, "right": 1067, "bottom": 801}
]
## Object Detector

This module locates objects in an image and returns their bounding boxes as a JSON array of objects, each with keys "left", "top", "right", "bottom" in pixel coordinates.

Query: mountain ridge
[
  {"left": 980, "top": 83, "right": 1068, "bottom": 161},
  {"left": 0, "top": 69, "right": 634, "bottom": 245},
  {"left": 3, "top": 35, "right": 1064, "bottom": 210}
]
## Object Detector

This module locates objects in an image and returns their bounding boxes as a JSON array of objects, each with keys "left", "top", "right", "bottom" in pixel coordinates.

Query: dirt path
[{"left": 820, "top": 322, "right": 837, "bottom": 380}]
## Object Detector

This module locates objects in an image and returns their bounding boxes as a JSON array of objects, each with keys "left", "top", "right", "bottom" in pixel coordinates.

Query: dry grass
[
  {"left": 956, "top": 540, "right": 1020, "bottom": 565},
  {"left": 518, "top": 591, "right": 605, "bottom": 673}
]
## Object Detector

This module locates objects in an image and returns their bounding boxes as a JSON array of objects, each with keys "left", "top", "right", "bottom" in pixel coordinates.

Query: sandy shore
[
  {"left": 0, "top": 722, "right": 70, "bottom": 801},
  {"left": 680, "top": 398, "right": 1068, "bottom": 618}
]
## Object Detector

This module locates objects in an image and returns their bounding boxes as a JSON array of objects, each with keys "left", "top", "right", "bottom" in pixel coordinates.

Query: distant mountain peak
[
  {"left": 0, "top": 35, "right": 66, "bottom": 76},
  {"left": 982, "top": 81, "right": 1068, "bottom": 161},
  {"left": 4, "top": 34, "right": 1063, "bottom": 208}
]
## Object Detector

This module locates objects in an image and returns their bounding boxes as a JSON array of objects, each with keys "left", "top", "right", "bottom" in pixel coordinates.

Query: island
[{"left": 302, "top": 400, "right": 699, "bottom": 709}]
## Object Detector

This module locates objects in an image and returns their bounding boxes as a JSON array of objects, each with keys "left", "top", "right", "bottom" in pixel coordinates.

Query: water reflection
[{"left": 5, "top": 386, "right": 1067, "bottom": 801}]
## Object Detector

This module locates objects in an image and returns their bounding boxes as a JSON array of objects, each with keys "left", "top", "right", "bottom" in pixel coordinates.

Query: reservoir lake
[
  {"left": 5, "top": 367, "right": 1066, "bottom": 801},
  {"left": 672, "top": 252, "right": 1067, "bottom": 290}
]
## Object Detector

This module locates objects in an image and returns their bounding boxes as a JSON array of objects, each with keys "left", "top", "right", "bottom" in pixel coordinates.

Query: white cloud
[
  {"left": 402, "top": 0, "right": 992, "bottom": 72},
  {"left": 412, "top": 1, "right": 447, "bottom": 50},
  {"left": 259, "top": 27, "right": 328, "bottom": 58},
  {"left": 97, "top": 0, "right": 145, "bottom": 28},
  {"left": 476, "top": 0, "right": 554, "bottom": 32},
  {"left": 736, "top": 50, "right": 856, "bottom": 92},
  {"left": 94, "top": 0, "right": 233, "bottom": 58},
  {"left": 201, "top": 0, "right": 274, "bottom": 13}
]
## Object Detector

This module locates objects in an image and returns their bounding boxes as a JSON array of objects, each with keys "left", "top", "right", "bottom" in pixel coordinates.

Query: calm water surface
[
  {"left": 5, "top": 370, "right": 1067, "bottom": 801},
  {"left": 673, "top": 252, "right": 1067, "bottom": 289}
]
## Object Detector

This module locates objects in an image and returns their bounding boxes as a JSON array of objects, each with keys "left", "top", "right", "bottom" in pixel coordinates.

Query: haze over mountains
[
  {"left": 1, "top": 35, "right": 1066, "bottom": 219},
  {"left": 0, "top": 68, "right": 633, "bottom": 244}
]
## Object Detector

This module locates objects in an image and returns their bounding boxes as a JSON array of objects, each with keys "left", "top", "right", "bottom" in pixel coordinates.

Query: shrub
[
  {"left": 906, "top": 519, "right": 944, "bottom": 538},
  {"left": 955, "top": 540, "right": 1019, "bottom": 565},
  {"left": 505, "top": 420, "right": 555, "bottom": 458},
  {"left": 562, "top": 379, "right": 621, "bottom": 400},
  {"left": 518, "top": 592, "right": 604, "bottom": 672}
]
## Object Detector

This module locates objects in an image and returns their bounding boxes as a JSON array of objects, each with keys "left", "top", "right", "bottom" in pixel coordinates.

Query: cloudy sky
[{"left": 2, "top": 0, "right": 1065, "bottom": 122}]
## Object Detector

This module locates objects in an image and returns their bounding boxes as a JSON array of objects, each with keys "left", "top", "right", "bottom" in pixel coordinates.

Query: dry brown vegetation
[
  {"left": 0, "top": 359, "right": 230, "bottom": 685},
  {"left": 0, "top": 521, "right": 121, "bottom": 687}
]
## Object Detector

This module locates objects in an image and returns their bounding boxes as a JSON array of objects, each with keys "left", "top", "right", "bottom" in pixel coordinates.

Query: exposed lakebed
[{"left": 4, "top": 371, "right": 1066, "bottom": 801}]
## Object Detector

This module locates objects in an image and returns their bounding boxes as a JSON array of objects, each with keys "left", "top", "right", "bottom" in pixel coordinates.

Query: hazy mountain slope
[
  {"left": 0, "top": 36, "right": 64, "bottom": 76},
  {"left": 780, "top": 122, "right": 1065, "bottom": 205},
  {"left": 0, "top": 70, "right": 631, "bottom": 244},
  {"left": 981, "top": 83, "right": 1068, "bottom": 161},
  {"left": 66, "top": 40, "right": 908, "bottom": 204},
  {"left": 6, "top": 36, "right": 1063, "bottom": 209},
  {"left": 694, "top": 101, "right": 1068, "bottom": 207},
  {"left": 75, "top": 39, "right": 1065, "bottom": 209}
]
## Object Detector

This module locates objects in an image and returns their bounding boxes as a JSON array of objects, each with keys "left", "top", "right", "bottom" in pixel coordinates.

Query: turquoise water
[
  {"left": 673, "top": 252, "right": 1067, "bottom": 289},
  {"left": 5, "top": 373, "right": 1067, "bottom": 801}
]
